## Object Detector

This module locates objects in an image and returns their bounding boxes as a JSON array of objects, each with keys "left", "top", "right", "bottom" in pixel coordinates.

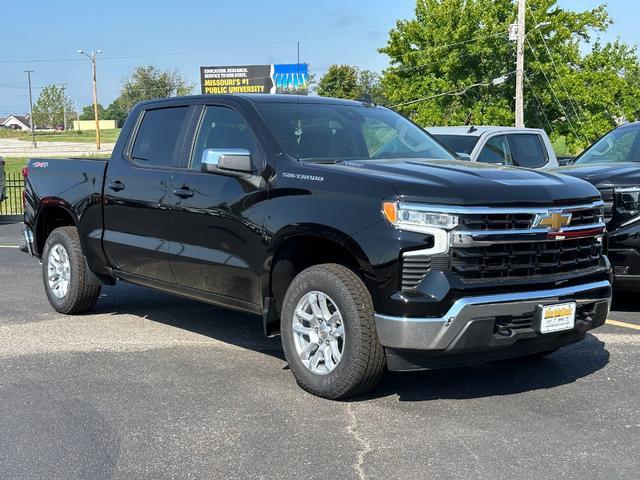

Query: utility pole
[
  {"left": 78, "top": 49, "right": 102, "bottom": 150},
  {"left": 58, "top": 83, "right": 68, "bottom": 131},
  {"left": 515, "top": 0, "right": 526, "bottom": 128},
  {"left": 24, "top": 70, "right": 36, "bottom": 148}
]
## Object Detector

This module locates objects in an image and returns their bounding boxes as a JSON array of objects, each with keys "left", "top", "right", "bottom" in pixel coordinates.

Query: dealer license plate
[{"left": 540, "top": 302, "right": 576, "bottom": 334}]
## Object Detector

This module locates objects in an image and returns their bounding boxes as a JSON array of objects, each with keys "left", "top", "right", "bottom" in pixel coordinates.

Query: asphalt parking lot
[{"left": 0, "top": 221, "right": 639, "bottom": 480}]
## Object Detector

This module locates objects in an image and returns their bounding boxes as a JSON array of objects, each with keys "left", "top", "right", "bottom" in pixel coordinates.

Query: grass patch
[
  {"left": 0, "top": 129, "right": 121, "bottom": 143},
  {"left": 3, "top": 157, "right": 28, "bottom": 176}
]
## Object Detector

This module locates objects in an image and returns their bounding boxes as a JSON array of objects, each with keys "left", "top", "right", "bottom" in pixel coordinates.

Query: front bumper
[{"left": 375, "top": 279, "right": 611, "bottom": 370}]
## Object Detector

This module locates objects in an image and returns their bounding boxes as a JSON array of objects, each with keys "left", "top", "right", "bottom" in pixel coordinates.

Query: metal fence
[{"left": 1, "top": 173, "right": 24, "bottom": 216}]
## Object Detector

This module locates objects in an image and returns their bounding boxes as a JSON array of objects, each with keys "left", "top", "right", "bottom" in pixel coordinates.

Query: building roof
[{"left": 2, "top": 114, "right": 31, "bottom": 129}]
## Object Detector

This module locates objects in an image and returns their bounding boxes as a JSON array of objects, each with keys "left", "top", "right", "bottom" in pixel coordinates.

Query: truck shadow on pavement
[
  {"left": 94, "top": 283, "right": 610, "bottom": 402},
  {"left": 367, "top": 334, "right": 609, "bottom": 402},
  {"left": 93, "top": 283, "right": 285, "bottom": 358},
  {"left": 611, "top": 291, "right": 640, "bottom": 312}
]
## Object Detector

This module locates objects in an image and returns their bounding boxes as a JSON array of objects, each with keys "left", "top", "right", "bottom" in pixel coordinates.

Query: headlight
[
  {"left": 382, "top": 201, "right": 458, "bottom": 233},
  {"left": 614, "top": 186, "right": 640, "bottom": 226},
  {"left": 615, "top": 186, "right": 640, "bottom": 213}
]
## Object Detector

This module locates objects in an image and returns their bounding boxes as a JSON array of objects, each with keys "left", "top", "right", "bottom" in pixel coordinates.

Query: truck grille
[
  {"left": 459, "top": 213, "right": 532, "bottom": 231},
  {"left": 449, "top": 237, "right": 602, "bottom": 280},
  {"left": 458, "top": 205, "right": 602, "bottom": 231},
  {"left": 597, "top": 188, "right": 614, "bottom": 224}
]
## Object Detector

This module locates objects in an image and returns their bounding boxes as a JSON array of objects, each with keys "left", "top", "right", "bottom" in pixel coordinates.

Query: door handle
[
  {"left": 108, "top": 180, "right": 125, "bottom": 192},
  {"left": 173, "top": 187, "right": 194, "bottom": 198}
]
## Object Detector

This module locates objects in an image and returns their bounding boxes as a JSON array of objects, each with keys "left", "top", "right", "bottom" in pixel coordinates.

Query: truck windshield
[
  {"left": 256, "top": 102, "right": 454, "bottom": 162},
  {"left": 575, "top": 126, "right": 640, "bottom": 164}
]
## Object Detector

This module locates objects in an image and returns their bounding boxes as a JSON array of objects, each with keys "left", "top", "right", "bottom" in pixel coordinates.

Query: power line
[
  {"left": 524, "top": 72, "right": 554, "bottom": 132},
  {"left": 385, "top": 32, "right": 507, "bottom": 75},
  {"left": 0, "top": 61, "right": 86, "bottom": 83},
  {"left": 526, "top": 5, "right": 595, "bottom": 137},
  {"left": 0, "top": 22, "right": 396, "bottom": 64},
  {"left": 391, "top": 71, "right": 514, "bottom": 108},
  {"left": 525, "top": 37, "right": 585, "bottom": 144}
]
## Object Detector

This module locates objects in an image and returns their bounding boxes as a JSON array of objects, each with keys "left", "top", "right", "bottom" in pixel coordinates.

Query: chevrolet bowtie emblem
[{"left": 533, "top": 211, "right": 572, "bottom": 232}]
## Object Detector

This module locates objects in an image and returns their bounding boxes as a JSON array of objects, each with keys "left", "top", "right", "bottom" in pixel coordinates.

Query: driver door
[{"left": 166, "top": 103, "right": 268, "bottom": 308}]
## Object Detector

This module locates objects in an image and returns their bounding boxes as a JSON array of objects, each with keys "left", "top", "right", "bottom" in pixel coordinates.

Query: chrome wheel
[
  {"left": 292, "top": 291, "right": 345, "bottom": 375},
  {"left": 47, "top": 243, "right": 71, "bottom": 299}
]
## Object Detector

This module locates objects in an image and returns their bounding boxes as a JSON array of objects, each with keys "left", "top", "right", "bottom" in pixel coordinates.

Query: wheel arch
[
  {"left": 262, "top": 224, "right": 377, "bottom": 336},
  {"left": 34, "top": 200, "right": 79, "bottom": 257}
]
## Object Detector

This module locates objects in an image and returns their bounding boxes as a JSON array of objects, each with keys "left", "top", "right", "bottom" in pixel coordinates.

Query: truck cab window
[
  {"left": 191, "top": 106, "right": 260, "bottom": 170},
  {"left": 131, "top": 106, "right": 189, "bottom": 167},
  {"left": 477, "top": 135, "right": 512, "bottom": 165},
  {"left": 508, "top": 134, "right": 547, "bottom": 168}
]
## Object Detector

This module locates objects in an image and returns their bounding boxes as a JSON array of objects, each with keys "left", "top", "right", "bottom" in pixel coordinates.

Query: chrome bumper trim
[
  {"left": 398, "top": 200, "right": 604, "bottom": 215},
  {"left": 452, "top": 222, "right": 606, "bottom": 246},
  {"left": 374, "top": 280, "right": 611, "bottom": 351}
]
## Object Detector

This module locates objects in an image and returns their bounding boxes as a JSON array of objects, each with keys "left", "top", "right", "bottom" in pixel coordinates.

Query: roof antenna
[
  {"left": 358, "top": 92, "right": 375, "bottom": 106},
  {"left": 467, "top": 125, "right": 477, "bottom": 133}
]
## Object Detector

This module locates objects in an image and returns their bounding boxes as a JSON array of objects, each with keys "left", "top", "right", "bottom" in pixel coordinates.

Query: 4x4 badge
[{"left": 533, "top": 211, "right": 572, "bottom": 231}]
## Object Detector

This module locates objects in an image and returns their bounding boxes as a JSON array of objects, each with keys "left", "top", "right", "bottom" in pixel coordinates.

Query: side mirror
[
  {"left": 457, "top": 152, "right": 472, "bottom": 161},
  {"left": 201, "top": 148, "right": 253, "bottom": 174}
]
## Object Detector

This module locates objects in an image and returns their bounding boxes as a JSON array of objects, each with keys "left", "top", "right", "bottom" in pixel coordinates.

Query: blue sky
[{"left": 0, "top": 0, "right": 637, "bottom": 116}]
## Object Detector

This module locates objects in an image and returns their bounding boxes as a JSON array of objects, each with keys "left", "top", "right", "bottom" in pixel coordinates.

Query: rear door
[
  {"left": 103, "top": 104, "right": 194, "bottom": 282},
  {"left": 166, "top": 101, "right": 268, "bottom": 308}
]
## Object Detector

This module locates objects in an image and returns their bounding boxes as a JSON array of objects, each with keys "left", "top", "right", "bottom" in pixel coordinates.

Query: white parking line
[{"left": 0, "top": 245, "right": 19, "bottom": 248}]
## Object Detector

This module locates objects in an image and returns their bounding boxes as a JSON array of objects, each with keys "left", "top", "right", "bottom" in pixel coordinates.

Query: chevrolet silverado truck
[
  {"left": 22, "top": 94, "right": 611, "bottom": 399},
  {"left": 557, "top": 122, "right": 640, "bottom": 291}
]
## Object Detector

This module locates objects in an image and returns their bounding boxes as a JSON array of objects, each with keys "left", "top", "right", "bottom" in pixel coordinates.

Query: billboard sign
[{"left": 200, "top": 64, "right": 309, "bottom": 95}]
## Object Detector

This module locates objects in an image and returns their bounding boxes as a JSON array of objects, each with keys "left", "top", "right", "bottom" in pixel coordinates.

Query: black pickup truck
[
  {"left": 557, "top": 122, "right": 640, "bottom": 291},
  {"left": 22, "top": 94, "right": 612, "bottom": 398}
]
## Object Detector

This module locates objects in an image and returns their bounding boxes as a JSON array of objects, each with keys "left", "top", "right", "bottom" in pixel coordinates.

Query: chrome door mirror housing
[{"left": 201, "top": 148, "right": 253, "bottom": 173}]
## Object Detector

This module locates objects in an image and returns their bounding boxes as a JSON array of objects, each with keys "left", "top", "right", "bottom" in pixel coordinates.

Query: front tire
[
  {"left": 42, "top": 226, "right": 101, "bottom": 314},
  {"left": 281, "top": 264, "right": 385, "bottom": 399}
]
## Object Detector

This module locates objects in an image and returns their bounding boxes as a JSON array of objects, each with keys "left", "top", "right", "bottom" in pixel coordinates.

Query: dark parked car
[
  {"left": 21, "top": 94, "right": 611, "bottom": 398},
  {"left": 557, "top": 122, "right": 640, "bottom": 290}
]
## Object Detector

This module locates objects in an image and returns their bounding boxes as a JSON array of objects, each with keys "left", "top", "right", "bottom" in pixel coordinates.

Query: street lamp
[{"left": 78, "top": 49, "right": 102, "bottom": 150}]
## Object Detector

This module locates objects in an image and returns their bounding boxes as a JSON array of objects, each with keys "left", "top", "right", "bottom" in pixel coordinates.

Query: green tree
[
  {"left": 115, "top": 65, "right": 194, "bottom": 113},
  {"left": 317, "top": 65, "right": 387, "bottom": 104},
  {"left": 317, "top": 65, "right": 360, "bottom": 99},
  {"left": 380, "top": 0, "right": 635, "bottom": 151},
  {"left": 79, "top": 103, "right": 104, "bottom": 121},
  {"left": 32, "top": 85, "right": 75, "bottom": 128},
  {"left": 104, "top": 98, "right": 128, "bottom": 127}
]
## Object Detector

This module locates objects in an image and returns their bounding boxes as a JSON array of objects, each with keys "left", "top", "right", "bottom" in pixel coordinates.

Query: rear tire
[
  {"left": 42, "top": 226, "right": 101, "bottom": 314},
  {"left": 281, "top": 263, "right": 385, "bottom": 399}
]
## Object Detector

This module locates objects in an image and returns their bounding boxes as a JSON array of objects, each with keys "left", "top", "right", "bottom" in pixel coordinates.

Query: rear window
[
  {"left": 131, "top": 106, "right": 190, "bottom": 168},
  {"left": 507, "top": 134, "right": 547, "bottom": 168},
  {"left": 432, "top": 134, "right": 479, "bottom": 155}
]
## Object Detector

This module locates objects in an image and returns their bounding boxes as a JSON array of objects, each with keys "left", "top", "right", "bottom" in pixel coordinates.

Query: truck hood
[
  {"left": 315, "top": 158, "right": 600, "bottom": 206},
  {"left": 552, "top": 162, "right": 640, "bottom": 189}
]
